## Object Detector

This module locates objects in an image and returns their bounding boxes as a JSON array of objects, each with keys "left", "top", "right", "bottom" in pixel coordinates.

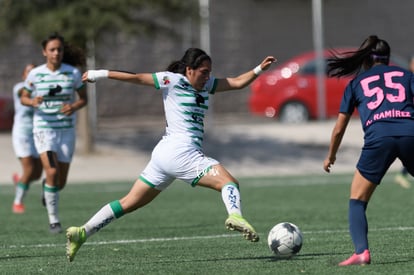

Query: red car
[
  {"left": 249, "top": 49, "right": 406, "bottom": 123},
  {"left": 0, "top": 95, "right": 14, "bottom": 131}
]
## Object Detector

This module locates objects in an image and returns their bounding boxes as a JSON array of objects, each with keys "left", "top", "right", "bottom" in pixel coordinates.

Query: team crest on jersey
[{"left": 162, "top": 76, "right": 170, "bottom": 85}]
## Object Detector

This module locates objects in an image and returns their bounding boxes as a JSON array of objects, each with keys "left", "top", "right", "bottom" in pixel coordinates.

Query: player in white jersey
[
  {"left": 20, "top": 33, "right": 87, "bottom": 234},
  {"left": 11, "top": 64, "right": 43, "bottom": 214},
  {"left": 66, "top": 48, "right": 276, "bottom": 262}
]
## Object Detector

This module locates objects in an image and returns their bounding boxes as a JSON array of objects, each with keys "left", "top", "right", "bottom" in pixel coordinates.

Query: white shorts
[
  {"left": 34, "top": 129, "right": 76, "bottom": 163},
  {"left": 140, "top": 136, "right": 219, "bottom": 191},
  {"left": 12, "top": 130, "right": 38, "bottom": 158}
]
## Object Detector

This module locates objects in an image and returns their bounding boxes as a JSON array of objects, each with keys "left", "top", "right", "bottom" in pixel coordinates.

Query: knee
[
  {"left": 46, "top": 167, "right": 58, "bottom": 177},
  {"left": 44, "top": 167, "right": 58, "bottom": 183}
]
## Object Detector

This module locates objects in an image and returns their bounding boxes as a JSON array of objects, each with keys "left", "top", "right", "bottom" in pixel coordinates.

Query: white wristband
[
  {"left": 253, "top": 65, "right": 263, "bottom": 75},
  {"left": 87, "top": 70, "right": 109, "bottom": 82}
]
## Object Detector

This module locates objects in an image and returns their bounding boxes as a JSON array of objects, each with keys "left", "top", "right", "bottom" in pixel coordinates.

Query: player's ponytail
[
  {"left": 327, "top": 35, "right": 390, "bottom": 78},
  {"left": 63, "top": 43, "right": 86, "bottom": 68},
  {"left": 166, "top": 60, "right": 187, "bottom": 74},
  {"left": 166, "top": 48, "right": 211, "bottom": 75}
]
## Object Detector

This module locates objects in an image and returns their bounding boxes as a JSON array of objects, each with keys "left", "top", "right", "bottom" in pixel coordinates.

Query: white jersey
[
  {"left": 12, "top": 81, "right": 34, "bottom": 135},
  {"left": 24, "top": 63, "right": 84, "bottom": 132},
  {"left": 152, "top": 71, "right": 217, "bottom": 148},
  {"left": 140, "top": 71, "right": 219, "bottom": 189}
]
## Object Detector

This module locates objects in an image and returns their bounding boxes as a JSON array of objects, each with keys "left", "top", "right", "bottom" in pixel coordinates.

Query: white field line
[{"left": 4, "top": 226, "right": 414, "bottom": 249}]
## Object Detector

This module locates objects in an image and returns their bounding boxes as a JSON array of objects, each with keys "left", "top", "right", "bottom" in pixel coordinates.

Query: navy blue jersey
[{"left": 340, "top": 64, "right": 414, "bottom": 142}]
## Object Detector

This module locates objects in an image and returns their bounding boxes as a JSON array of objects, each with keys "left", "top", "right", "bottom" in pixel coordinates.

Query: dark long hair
[
  {"left": 166, "top": 48, "right": 211, "bottom": 74},
  {"left": 42, "top": 32, "right": 86, "bottom": 67},
  {"left": 327, "top": 35, "right": 390, "bottom": 78}
]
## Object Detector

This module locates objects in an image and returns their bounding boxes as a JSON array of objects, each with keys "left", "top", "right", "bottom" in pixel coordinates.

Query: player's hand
[
  {"left": 31, "top": 96, "right": 43, "bottom": 108},
  {"left": 82, "top": 70, "right": 109, "bottom": 83},
  {"left": 323, "top": 156, "right": 336, "bottom": 173},
  {"left": 60, "top": 103, "right": 75, "bottom": 116},
  {"left": 260, "top": 56, "right": 277, "bottom": 71},
  {"left": 82, "top": 71, "right": 97, "bottom": 83}
]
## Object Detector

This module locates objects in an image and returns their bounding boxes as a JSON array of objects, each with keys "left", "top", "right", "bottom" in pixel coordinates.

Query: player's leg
[
  {"left": 30, "top": 157, "right": 43, "bottom": 182},
  {"left": 56, "top": 161, "right": 70, "bottom": 190},
  {"left": 197, "top": 164, "right": 259, "bottom": 242},
  {"left": 13, "top": 159, "right": 42, "bottom": 213},
  {"left": 394, "top": 166, "right": 411, "bottom": 189},
  {"left": 34, "top": 130, "right": 64, "bottom": 232},
  {"left": 66, "top": 178, "right": 161, "bottom": 262},
  {"left": 40, "top": 150, "right": 62, "bottom": 233},
  {"left": 12, "top": 156, "right": 34, "bottom": 213},
  {"left": 397, "top": 136, "right": 414, "bottom": 188},
  {"left": 12, "top": 134, "right": 42, "bottom": 213},
  {"left": 27, "top": 134, "right": 43, "bottom": 182},
  {"left": 43, "top": 130, "right": 75, "bottom": 232},
  {"left": 338, "top": 169, "right": 376, "bottom": 266},
  {"left": 84, "top": 178, "right": 161, "bottom": 233},
  {"left": 340, "top": 138, "right": 395, "bottom": 266},
  {"left": 54, "top": 129, "right": 75, "bottom": 191}
]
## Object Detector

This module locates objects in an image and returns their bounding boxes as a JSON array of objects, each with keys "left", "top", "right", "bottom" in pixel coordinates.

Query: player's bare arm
[
  {"left": 215, "top": 56, "right": 276, "bottom": 92},
  {"left": 20, "top": 89, "right": 43, "bottom": 107},
  {"left": 323, "top": 113, "right": 351, "bottom": 172},
  {"left": 83, "top": 70, "right": 154, "bottom": 86}
]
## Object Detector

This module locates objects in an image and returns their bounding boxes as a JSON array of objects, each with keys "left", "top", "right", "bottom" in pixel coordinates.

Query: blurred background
[{"left": 0, "top": 0, "right": 413, "bottom": 154}]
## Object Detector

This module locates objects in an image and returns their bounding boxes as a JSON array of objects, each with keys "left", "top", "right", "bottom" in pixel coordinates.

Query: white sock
[
  {"left": 44, "top": 184, "right": 59, "bottom": 224},
  {"left": 14, "top": 183, "right": 28, "bottom": 204},
  {"left": 83, "top": 204, "right": 117, "bottom": 238},
  {"left": 221, "top": 183, "right": 242, "bottom": 216}
]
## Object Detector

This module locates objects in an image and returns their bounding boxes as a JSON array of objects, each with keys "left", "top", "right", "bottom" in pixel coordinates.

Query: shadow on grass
[
  {"left": 0, "top": 254, "right": 46, "bottom": 261},
  {"left": 140, "top": 252, "right": 341, "bottom": 265},
  {"left": 374, "top": 257, "right": 414, "bottom": 265}
]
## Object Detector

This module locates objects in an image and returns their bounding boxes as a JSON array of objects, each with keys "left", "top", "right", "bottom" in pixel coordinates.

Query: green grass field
[{"left": 1, "top": 172, "right": 413, "bottom": 274}]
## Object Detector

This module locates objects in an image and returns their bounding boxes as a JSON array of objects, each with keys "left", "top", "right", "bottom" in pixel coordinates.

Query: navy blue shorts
[{"left": 357, "top": 136, "right": 414, "bottom": 185}]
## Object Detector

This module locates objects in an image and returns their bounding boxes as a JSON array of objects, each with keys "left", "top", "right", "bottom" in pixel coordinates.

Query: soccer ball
[{"left": 267, "top": 222, "right": 303, "bottom": 258}]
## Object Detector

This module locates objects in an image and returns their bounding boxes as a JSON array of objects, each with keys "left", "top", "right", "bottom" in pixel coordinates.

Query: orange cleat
[{"left": 12, "top": 203, "right": 25, "bottom": 214}]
